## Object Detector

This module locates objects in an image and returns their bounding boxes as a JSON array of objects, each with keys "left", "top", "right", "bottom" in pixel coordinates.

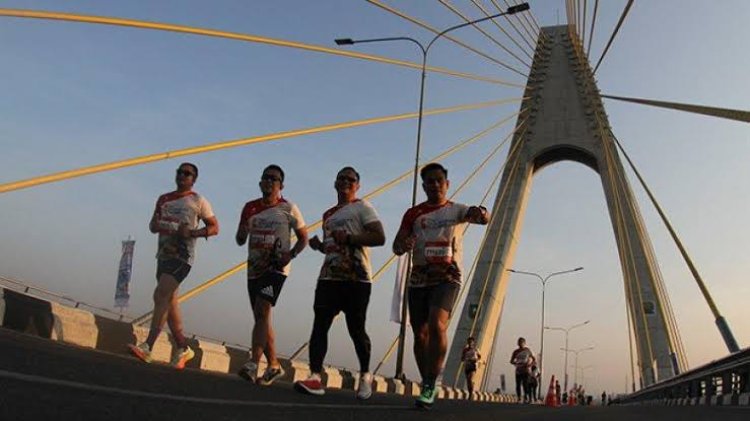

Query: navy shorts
[
  {"left": 156, "top": 259, "right": 191, "bottom": 284},
  {"left": 408, "top": 282, "right": 460, "bottom": 327},
  {"left": 248, "top": 272, "right": 287, "bottom": 307}
]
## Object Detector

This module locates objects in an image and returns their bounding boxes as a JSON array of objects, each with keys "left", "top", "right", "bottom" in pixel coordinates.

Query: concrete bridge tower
[{"left": 443, "top": 25, "right": 687, "bottom": 390}]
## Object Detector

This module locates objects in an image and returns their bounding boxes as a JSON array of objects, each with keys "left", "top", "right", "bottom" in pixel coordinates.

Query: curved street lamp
[
  {"left": 545, "top": 320, "right": 590, "bottom": 391},
  {"left": 507, "top": 266, "right": 583, "bottom": 396},
  {"left": 336, "top": 2, "right": 531, "bottom": 379}
]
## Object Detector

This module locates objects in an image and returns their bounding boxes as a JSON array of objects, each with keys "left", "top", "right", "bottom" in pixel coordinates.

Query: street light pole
[
  {"left": 561, "top": 346, "right": 595, "bottom": 388},
  {"left": 545, "top": 320, "right": 590, "bottom": 391},
  {"left": 336, "top": 2, "right": 530, "bottom": 380},
  {"left": 507, "top": 266, "right": 583, "bottom": 396}
]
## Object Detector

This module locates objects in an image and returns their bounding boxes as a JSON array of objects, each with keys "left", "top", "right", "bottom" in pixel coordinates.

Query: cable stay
[
  {"left": 602, "top": 94, "right": 750, "bottom": 124},
  {"left": 592, "top": 0, "right": 634, "bottom": 75},
  {"left": 582, "top": 0, "right": 587, "bottom": 49},
  {"left": 587, "top": 0, "right": 599, "bottom": 58},
  {"left": 132, "top": 110, "right": 525, "bottom": 326},
  {"left": 489, "top": 0, "right": 536, "bottom": 52},
  {"left": 291, "top": 119, "right": 526, "bottom": 363},
  {"left": 468, "top": 0, "right": 535, "bottom": 62},
  {"left": 0, "top": 8, "right": 515, "bottom": 86},
  {"left": 364, "top": 0, "right": 530, "bottom": 79},
  {"left": 496, "top": 0, "right": 538, "bottom": 48},
  {"left": 436, "top": 0, "right": 531, "bottom": 73},
  {"left": 505, "top": 0, "right": 543, "bottom": 44},
  {"left": 610, "top": 131, "right": 740, "bottom": 353},
  {"left": 511, "top": 0, "right": 545, "bottom": 40},
  {"left": 0, "top": 97, "right": 523, "bottom": 194}
]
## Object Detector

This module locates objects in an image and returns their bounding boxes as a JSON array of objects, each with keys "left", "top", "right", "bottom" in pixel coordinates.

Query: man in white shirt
[
  {"left": 236, "top": 165, "right": 308, "bottom": 385},
  {"left": 393, "top": 162, "right": 489, "bottom": 408},
  {"left": 294, "top": 167, "right": 385, "bottom": 400},
  {"left": 129, "top": 162, "right": 219, "bottom": 369}
]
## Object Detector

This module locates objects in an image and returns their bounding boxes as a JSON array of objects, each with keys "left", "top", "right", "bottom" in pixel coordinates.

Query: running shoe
[
  {"left": 356, "top": 372, "right": 373, "bottom": 400},
  {"left": 170, "top": 346, "right": 195, "bottom": 370},
  {"left": 294, "top": 374, "right": 325, "bottom": 396},
  {"left": 415, "top": 383, "right": 438, "bottom": 408},
  {"left": 257, "top": 365, "right": 285, "bottom": 386},
  {"left": 238, "top": 361, "right": 259, "bottom": 384},
  {"left": 127, "top": 342, "right": 152, "bottom": 363}
]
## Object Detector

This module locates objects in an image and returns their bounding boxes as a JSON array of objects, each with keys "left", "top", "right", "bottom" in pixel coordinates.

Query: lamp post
[
  {"left": 545, "top": 320, "right": 590, "bottom": 391},
  {"left": 561, "top": 346, "right": 595, "bottom": 387},
  {"left": 336, "top": 2, "right": 530, "bottom": 379},
  {"left": 506, "top": 266, "right": 583, "bottom": 396}
]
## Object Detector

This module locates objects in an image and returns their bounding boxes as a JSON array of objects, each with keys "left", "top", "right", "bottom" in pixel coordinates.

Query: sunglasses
[
  {"left": 176, "top": 169, "right": 195, "bottom": 177},
  {"left": 261, "top": 174, "right": 282, "bottom": 182},
  {"left": 336, "top": 175, "right": 358, "bottom": 183}
]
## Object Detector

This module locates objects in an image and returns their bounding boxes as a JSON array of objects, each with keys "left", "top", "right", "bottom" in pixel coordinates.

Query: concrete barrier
[
  {"left": 132, "top": 324, "right": 172, "bottom": 363},
  {"left": 385, "top": 378, "right": 404, "bottom": 395},
  {"left": 372, "top": 374, "right": 388, "bottom": 393},
  {"left": 190, "top": 339, "right": 230, "bottom": 373},
  {"left": 49, "top": 302, "right": 98, "bottom": 349},
  {"left": 324, "top": 366, "right": 343, "bottom": 389}
]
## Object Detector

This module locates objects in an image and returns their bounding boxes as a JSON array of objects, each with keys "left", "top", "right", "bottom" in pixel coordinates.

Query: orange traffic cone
[{"left": 544, "top": 376, "right": 558, "bottom": 407}]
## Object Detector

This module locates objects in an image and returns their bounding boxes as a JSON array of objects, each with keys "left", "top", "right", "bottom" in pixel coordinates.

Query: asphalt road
[{"left": 1, "top": 328, "right": 748, "bottom": 420}]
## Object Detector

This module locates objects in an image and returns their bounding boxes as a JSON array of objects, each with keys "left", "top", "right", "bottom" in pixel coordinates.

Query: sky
[{"left": 1, "top": 0, "right": 748, "bottom": 396}]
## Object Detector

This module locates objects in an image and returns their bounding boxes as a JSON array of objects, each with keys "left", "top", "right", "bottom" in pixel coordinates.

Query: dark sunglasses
[
  {"left": 336, "top": 175, "right": 358, "bottom": 183},
  {"left": 261, "top": 174, "right": 282, "bottom": 182},
  {"left": 176, "top": 169, "right": 195, "bottom": 177}
]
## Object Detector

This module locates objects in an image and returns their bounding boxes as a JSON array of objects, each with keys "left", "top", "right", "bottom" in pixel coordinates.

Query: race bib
[
  {"left": 424, "top": 241, "right": 452, "bottom": 263},
  {"left": 250, "top": 230, "right": 276, "bottom": 250}
]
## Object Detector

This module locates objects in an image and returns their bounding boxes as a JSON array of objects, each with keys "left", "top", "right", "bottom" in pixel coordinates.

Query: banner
[
  {"left": 114, "top": 239, "right": 135, "bottom": 309},
  {"left": 390, "top": 254, "right": 410, "bottom": 325}
]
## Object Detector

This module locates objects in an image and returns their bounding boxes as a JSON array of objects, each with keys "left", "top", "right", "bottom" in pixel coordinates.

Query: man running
[
  {"left": 510, "top": 337, "right": 535, "bottom": 403},
  {"left": 294, "top": 167, "right": 385, "bottom": 400},
  {"left": 461, "top": 336, "right": 481, "bottom": 399},
  {"left": 392, "top": 162, "right": 489, "bottom": 408},
  {"left": 129, "top": 162, "right": 219, "bottom": 369},
  {"left": 236, "top": 165, "right": 308, "bottom": 385}
]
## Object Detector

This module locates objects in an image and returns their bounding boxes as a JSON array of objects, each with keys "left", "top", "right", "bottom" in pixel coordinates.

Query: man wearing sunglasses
[
  {"left": 392, "top": 162, "right": 489, "bottom": 408},
  {"left": 236, "top": 164, "right": 308, "bottom": 385},
  {"left": 294, "top": 167, "right": 385, "bottom": 400},
  {"left": 129, "top": 162, "right": 219, "bottom": 369}
]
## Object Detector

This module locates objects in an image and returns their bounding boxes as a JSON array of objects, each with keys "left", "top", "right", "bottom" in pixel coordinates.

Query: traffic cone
[
  {"left": 568, "top": 391, "right": 576, "bottom": 406},
  {"left": 544, "top": 376, "right": 558, "bottom": 407}
]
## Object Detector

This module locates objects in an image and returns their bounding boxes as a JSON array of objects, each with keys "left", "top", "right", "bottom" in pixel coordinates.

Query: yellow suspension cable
[
  {"left": 132, "top": 109, "right": 524, "bottom": 325},
  {"left": 436, "top": 0, "right": 530, "bottom": 74},
  {"left": 582, "top": 0, "right": 587, "bottom": 48},
  {"left": 490, "top": 0, "right": 535, "bottom": 51},
  {"left": 468, "top": 0, "right": 535, "bottom": 62},
  {"left": 0, "top": 98, "right": 522, "bottom": 194},
  {"left": 592, "top": 0, "right": 634, "bottom": 75},
  {"left": 587, "top": 0, "right": 599, "bottom": 58},
  {"left": 364, "top": 0, "right": 528, "bottom": 79},
  {"left": 0, "top": 8, "right": 513, "bottom": 86}
]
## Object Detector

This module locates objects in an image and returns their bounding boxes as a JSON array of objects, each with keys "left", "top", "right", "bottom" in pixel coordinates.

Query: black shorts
[
  {"left": 464, "top": 361, "right": 478, "bottom": 373},
  {"left": 248, "top": 272, "right": 287, "bottom": 307},
  {"left": 156, "top": 259, "right": 191, "bottom": 284},
  {"left": 408, "top": 282, "right": 460, "bottom": 327},
  {"left": 313, "top": 279, "right": 371, "bottom": 317}
]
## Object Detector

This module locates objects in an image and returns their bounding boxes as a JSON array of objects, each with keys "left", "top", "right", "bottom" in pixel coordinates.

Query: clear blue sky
[{"left": 1, "top": 0, "right": 748, "bottom": 395}]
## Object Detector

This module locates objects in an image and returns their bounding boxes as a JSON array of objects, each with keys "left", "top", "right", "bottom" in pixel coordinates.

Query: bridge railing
[{"left": 620, "top": 348, "right": 750, "bottom": 405}]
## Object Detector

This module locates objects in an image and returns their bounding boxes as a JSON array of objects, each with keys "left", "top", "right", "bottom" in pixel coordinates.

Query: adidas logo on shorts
[{"left": 260, "top": 285, "right": 274, "bottom": 298}]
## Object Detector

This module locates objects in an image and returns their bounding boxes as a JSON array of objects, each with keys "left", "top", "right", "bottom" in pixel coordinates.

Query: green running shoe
[{"left": 416, "top": 383, "right": 438, "bottom": 408}]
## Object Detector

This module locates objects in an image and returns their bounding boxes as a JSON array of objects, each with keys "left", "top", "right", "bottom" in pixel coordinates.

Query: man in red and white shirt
[
  {"left": 294, "top": 167, "right": 385, "bottom": 400},
  {"left": 129, "top": 162, "right": 219, "bottom": 369},
  {"left": 236, "top": 165, "right": 308, "bottom": 386},
  {"left": 393, "top": 162, "right": 489, "bottom": 408}
]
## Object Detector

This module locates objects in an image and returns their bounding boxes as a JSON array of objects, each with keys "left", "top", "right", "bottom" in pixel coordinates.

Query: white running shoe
[
  {"left": 357, "top": 372, "right": 373, "bottom": 400},
  {"left": 257, "top": 365, "right": 285, "bottom": 386},
  {"left": 238, "top": 361, "right": 259, "bottom": 383}
]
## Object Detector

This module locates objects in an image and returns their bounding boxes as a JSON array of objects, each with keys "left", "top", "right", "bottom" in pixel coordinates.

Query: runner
[
  {"left": 294, "top": 167, "right": 385, "bottom": 400},
  {"left": 510, "top": 337, "right": 535, "bottom": 403},
  {"left": 236, "top": 165, "right": 308, "bottom": 385},
  {"left": 392, "top": 162, "right": 490, "bottom": 409},
  {"left": 128, "top": 162, "right": 219, "bottom": 369},
  {"left": 461, "top": 336, "right": 481, "bottom": 399}
]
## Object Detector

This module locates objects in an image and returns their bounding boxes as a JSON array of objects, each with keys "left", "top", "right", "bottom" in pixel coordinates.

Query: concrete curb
[{"left": 1, "top": 286, "right": 515, "bottom": 403}]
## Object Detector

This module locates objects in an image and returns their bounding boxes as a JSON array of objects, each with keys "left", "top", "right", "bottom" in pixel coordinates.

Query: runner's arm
[
  {"left": 463, "top": 205, "right": 490, "bottom": 225},
  {"left": 290, "top": 225, "right": 309, "bottom": 258},
  {"left": 348, "top": 221, "right": 385, "bottom": 247},
  {"left": 192, "top": 215, "right": 219, "bottom": 239}
]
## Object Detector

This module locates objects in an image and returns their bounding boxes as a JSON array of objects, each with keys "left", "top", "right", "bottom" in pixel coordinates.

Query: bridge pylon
[{"left": 443, "top": 25, "right": 687, "bottom": 390}]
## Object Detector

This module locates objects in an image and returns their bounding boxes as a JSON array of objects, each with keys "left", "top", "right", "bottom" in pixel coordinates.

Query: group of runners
[{"left": 128, "top": 161, "right": 489, "bottom": 408}]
